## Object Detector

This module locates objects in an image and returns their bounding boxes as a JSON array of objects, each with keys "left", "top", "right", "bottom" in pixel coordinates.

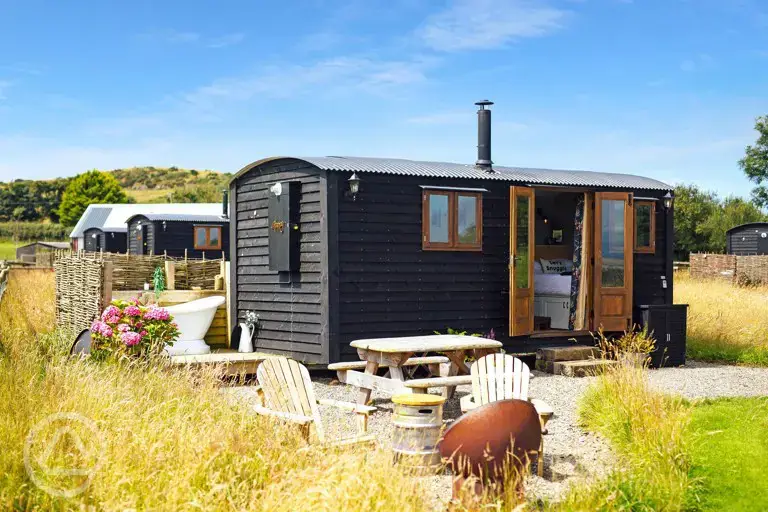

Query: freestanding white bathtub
[{"left": 164, "top": 296, "right": 226, "bottom": 356}]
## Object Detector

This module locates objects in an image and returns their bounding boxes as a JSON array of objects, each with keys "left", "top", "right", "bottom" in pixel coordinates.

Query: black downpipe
[
  {"left": 222, "top": 190, "right": 229, "bottom": 218},
  {"left": 475, "top": 99, "right": 493, "bottom": 170}
]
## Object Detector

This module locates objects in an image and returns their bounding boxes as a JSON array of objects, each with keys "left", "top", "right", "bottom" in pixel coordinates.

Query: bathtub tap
[{"left": 164, "top": 296, "right": 226, "bottom": 356}]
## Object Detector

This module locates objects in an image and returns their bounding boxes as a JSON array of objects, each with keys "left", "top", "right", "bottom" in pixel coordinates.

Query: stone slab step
[
  {"left": 536, "top": 345, "right": 600, "bottom": 362},
  {"left": 553, "top": 359, "right": 617, "bottom": 377}
]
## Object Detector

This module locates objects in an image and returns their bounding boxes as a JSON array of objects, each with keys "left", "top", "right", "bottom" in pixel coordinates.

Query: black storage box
[{"left": 640, "top": 304, "right": 689, "bottom": 368}]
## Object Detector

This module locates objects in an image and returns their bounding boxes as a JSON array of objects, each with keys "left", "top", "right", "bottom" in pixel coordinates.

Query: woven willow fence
[
  {"left": 51, "top": 251, "right": 224, "bottom": 291},
  {"left": 690, "top": 253, "right": 768, "bottom": 285},
  {"left": 0, "top": 262, "right": 9, "bottom": 305},
  {"left": 54, "top": 256, "right": 108, "bottom": 332}
]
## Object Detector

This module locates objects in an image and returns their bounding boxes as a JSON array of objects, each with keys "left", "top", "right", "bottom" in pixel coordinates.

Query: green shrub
[{"left": 0, "top": 222, "right": 69, "bottom": 241}]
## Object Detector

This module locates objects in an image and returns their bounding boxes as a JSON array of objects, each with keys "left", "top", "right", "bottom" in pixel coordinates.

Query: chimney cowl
[{"left": 475, "top": 100, "right": 493, "bottom": 171}]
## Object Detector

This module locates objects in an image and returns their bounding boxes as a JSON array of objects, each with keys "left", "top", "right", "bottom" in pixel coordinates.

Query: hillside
[
  {"left": 0, "top": 167, "right": 232, "bottom": 224},
  {"left": 110, "top": 167, "right": 232, "bottom": 203}
]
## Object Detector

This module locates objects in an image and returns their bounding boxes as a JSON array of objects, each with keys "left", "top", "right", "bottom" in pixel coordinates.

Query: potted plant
[
  {"left": 592, "top": 326, "right": 656, "bottom": 368},
  {"left": 90, "top": 298, "right": 180, "bottom": 360}
]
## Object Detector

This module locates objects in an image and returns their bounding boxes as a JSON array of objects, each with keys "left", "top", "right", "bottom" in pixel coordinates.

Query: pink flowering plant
[{"left": 90, "top": 298, "right": 180, "bottom": 359}]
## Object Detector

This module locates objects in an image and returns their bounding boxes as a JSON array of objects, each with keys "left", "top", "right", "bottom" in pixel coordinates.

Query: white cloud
[
  {"left": 406, "top": 111, "right": 467, "bottom": 125},
  {"left": 182, "top": 56, "right": 435, "bottom": 107},
  {"left": 419, "top": 0, "right": 569, "bottom": 52},
  {"left": 681, "top": 53, "right": 715, "bottom": 72},
  {"left": 207, "top": 33, "right": 245, "bottom": 49},
  {"left": 138, "top": 30, "right": 244, "bottom": 48}
]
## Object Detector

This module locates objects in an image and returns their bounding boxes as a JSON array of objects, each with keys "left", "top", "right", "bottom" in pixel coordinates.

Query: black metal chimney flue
[
  {"left": 222, "top": 190, "right": 229, "bottom": 218},
  {"left": 475, "top": 99, "right": 493, "bottom": 170}
]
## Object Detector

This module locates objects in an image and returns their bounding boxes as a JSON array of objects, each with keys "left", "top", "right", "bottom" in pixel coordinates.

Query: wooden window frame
[
  {"left": 422, "top": 190, "right": 483, "bottom": 251},
  {"left": 634, "top": 201, "right": 655, "bottom": 254},
  {"left": 194, "top": 225, "right": 222, "bottom": 251}
]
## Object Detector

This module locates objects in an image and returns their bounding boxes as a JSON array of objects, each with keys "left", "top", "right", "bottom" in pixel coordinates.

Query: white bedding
[{"left": 534, "top": 273, "right": 572, "bottom": 295}]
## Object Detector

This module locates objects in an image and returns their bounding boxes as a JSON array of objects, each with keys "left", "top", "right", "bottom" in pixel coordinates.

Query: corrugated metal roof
[
  {"left": 233, "top": 156, "right": 670, "bottom": 191},
  {"left": 69, "top": 205, "right": 114, "bottom": 238},
  {"left": 16, "top": 241, "right": 71, "bottom": 250},
  {"left": 70, "top": 203, "right": 226, "bottom": 238},
  {"left": 726, "top": 222, "right": 768, "bottom": 234},
  {"left": 296, "top": 156, "right": 671, "bottom": 190},
  {"left": 137, "top": 213, "right": 228, "bottom": 223}
]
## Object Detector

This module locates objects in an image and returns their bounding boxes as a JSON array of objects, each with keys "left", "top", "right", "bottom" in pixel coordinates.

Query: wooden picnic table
[{"left": 346, "top": 335, "right": 503, "bottom": 405}]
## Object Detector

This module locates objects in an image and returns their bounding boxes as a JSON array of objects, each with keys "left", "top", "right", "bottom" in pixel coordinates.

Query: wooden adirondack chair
[
  {"left": 459, "top": 353, "right": 553, "bottom": 476},
  {"left": 254, "top": 357, "right": 377, "bottom": 445}
]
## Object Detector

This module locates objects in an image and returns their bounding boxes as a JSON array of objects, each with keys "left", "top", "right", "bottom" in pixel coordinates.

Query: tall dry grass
[
  {"left": 0, "top": 269, "right": 431, "bottom": 511},
  {"left": 675, "top": 272, "right": 768, "bottom": 365},
  {"left": 551, "top": 365, "right": 696, "bottom": 511}
]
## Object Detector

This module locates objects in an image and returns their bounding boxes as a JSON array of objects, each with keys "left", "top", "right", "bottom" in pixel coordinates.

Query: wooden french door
[
  {"left": 594, "top": 192, "right": 634, "bottom": 331},
  {"left": 509, "top": 187, "right": 535, "bottom": 336}
]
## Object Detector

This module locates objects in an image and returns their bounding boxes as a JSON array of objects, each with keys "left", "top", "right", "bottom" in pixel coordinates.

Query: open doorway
[
  {"left": 509, "top": 187, "right": 634, "bottom": 338},
  {"left": 532, "top": 190, "right": 583, "bottom": 332}
]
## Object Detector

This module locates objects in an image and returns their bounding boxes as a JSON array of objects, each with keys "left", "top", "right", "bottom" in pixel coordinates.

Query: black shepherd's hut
[
  {"left": 229, "top": 102, "right": 680, "bottom": 365},
  {"left": 126, "top": 213, "right": 230, "bottom": 259},
  {"left": 83, "top": 227, "right": 127, "bottom": 253},
  {"left": 726, "top": 222, "right": 768, "bottom": 255}
]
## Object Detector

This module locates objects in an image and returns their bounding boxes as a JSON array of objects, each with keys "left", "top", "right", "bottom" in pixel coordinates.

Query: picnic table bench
[{"left": 336, "top": 335, "right": 503, "bottom": 404}]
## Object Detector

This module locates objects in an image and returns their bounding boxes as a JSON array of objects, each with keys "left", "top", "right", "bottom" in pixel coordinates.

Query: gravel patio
[{"left": 224, "top": 360, "right": 768, "bottom": 509}]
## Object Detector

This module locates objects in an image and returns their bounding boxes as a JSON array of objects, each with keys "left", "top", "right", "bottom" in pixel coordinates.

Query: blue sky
[{"left": 1, "top": 0, "right": 767, "bottom": 198}]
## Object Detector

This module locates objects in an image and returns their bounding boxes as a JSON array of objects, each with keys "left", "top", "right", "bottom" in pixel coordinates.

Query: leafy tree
[
  {"left": 698, "top": 196, "right": 767, "bottom": 252},
  {"left": 58, "top": 170, "right": 129, "bottom": 226},
  {"left": 673, "top": 184, "right": 719, "bottom": 259},
  {"left": 739, "top": 116, "right": 768, "bottom": 207},
  {"left": 169, "top": 184, "right": 223, "bottom": 203}
]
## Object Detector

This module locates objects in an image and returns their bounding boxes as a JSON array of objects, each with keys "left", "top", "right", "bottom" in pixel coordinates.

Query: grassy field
[
  {"left": 558, "top": 366, "right": 768, "bottom": 512},
  {"left": 676, "top": 272, "right": 768, "bottom": 366},
  {"left": 689, "top": 397, "right": 768, "bottom": 511},
  {"left": 0, "top": 239, "right": 18, "bottom": 260},
  {"left": 3, "top": 268, "right": 766, "bottom": 510},
  {"left": 556, "top": 365, "right": 695, "bottom": 511},
  {"left": 126, "top": 188, "right": 174, "bottom": 203},
  {"left": 0, "top": 270, "right": 432, "bottom": 511}
]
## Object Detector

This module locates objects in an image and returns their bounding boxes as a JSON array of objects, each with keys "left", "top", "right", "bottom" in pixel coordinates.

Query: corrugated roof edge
[
  {"left": 230, "top": 155, "right": 672, "bottom": 191},
  {"left": 726, "top": 221, "right": 768, "bottom": 234}
]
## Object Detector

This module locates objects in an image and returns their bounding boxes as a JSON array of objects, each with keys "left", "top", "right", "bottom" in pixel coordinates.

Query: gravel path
[
  {"left": 223, "top": 360, "right": 768, "bottom": 509},
  {"left": 224, "top": 370, "right": 613, "bottom": 507},
  {"left": 649, "top": 360, "right": 768, "bottom": 399}
]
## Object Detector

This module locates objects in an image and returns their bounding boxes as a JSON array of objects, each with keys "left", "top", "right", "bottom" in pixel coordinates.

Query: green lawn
[
  {"left": 689, "top": 397, "right": 768, "bottom": 511},
  {"left": 0, "top": 239, "right": 17, "bottom": 261}
]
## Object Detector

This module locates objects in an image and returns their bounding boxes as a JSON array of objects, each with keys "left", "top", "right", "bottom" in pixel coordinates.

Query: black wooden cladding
[
  {"left": 727, "top": 223, "right": 768, "bottom": 255},
  {"left": 231, "top": 158, "right": 675, "bottom": 364},
  {"left": 128, "top": 216, "right": 153, "bottom": 255},
  {"left": 127, "top": 216, "right": 229, "bottom": 259},
  {"left": 334, "top": 173, "right": 509, "bottom": 359},
  {"left": 231, "top": 159, "right": 327, "bottom": 363},
  {"left": 631, "top": 192, "right": 670, "bottom": 325},
  {"left": 84, "top": 228, "right": 127, "bottom": 253}
]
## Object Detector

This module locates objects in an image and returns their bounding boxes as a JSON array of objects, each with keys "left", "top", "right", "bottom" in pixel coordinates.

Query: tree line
[{"left": 3, "top": 115, "right": 768, "bottom": 252}]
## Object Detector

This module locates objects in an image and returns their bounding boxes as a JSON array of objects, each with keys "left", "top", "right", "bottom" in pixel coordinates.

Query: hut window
[
  {"left": 634, "top": 201, "right": 655, "bottom": 254},
  {"left": 422, "top": 190, "right": 482, "bottom": 251},
  {"left": 194, "top": 226, "right": 222, "bottom": 250}
]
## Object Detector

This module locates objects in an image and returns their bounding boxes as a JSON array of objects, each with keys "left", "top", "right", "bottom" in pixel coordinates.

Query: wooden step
[
  {"left": 536, "top": 345, "right": 600, "bottom": 362},
  {"left": 552, "top": 359, "right": 616, "bottom": 377}
]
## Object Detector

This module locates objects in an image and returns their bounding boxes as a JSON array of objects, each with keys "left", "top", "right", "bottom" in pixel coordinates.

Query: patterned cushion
[{"left": 540, "top": 258, "right": 567, "bottom": 274}]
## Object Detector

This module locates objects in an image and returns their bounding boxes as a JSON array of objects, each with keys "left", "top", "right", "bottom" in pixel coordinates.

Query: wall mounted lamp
[
  {"left": 346, "top": 173, "right": 361, "bottom": 201},
  {"left": 663, "top": 192, "right": 673, "bottom": 210}
]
